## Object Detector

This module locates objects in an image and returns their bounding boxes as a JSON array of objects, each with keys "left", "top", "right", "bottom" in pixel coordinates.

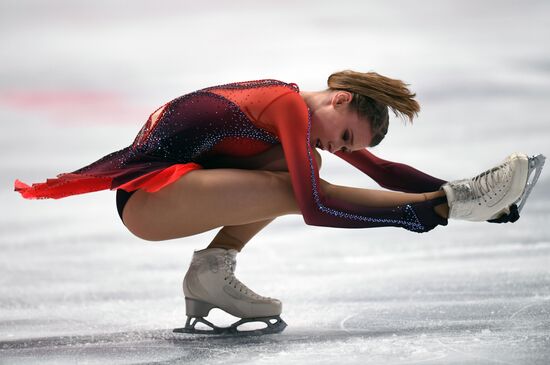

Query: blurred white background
[{"left": 1, "top": 1, "right": 549, "bottom": 364}]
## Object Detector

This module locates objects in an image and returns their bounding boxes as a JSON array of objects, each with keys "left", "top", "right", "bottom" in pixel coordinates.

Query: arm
[
  {"left": 334, "top": 149, "right": 447, "bottom": 193},
  {"left": 335, "top": 145, "right": 519, "bottom": 224},
  {"left": 258, "top": 91, "right": 446, "bottom": 232}
]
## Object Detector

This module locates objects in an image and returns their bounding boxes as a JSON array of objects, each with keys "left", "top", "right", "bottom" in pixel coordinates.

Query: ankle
[
  {"left": 434, "top": 202, "right": 449, "bottom": 219},
  {"left": 209, "top": 229, "right": 247, "bottom": 252},
  {"left": 207, "top": 242, "right": 243, "bottom": 252},
  {"left": 422, "top": 190, "right": 449, "bottom": 219},
  {"left": 424, "top": 190, "right": 446, "bottom": 201}
]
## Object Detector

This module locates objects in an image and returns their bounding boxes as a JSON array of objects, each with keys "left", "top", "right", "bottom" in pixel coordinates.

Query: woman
[{"left": 15, "top": 70, "right": 542, "bottom": 335}]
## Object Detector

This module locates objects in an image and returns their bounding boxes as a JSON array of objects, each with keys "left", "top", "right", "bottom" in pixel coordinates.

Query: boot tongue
[
  {"left": 223, "top": 252, "right": 237, "bottom": 273},
  {"left": 226, "top": 249, "right": 238, "bottom": 267},
  {"left": 226, "top": 249, "right": 239, "bottom": 257}
]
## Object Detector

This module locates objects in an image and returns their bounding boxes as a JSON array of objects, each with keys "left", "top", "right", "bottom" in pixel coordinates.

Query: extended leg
[{"left": 327, "top": 183, "right": 449, "bottom": 218}]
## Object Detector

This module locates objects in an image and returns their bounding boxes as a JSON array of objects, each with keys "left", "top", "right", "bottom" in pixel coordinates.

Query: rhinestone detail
[{"left": 304, "top": 108, "right": 425, "bottom": 232}]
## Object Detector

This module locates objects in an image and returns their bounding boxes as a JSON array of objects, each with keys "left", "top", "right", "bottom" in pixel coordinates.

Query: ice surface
[{"left": 1, "top": 0, "right": 549, "bottom": 364}]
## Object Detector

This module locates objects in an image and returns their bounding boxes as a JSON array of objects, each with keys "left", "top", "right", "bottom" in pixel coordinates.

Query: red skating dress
[{"left": 14, "top": 79, "right": 447, "bottom": 232}]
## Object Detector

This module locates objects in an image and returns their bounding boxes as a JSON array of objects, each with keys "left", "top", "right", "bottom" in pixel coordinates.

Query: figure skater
[{"left": 15, "top": 70, "right": 545, "bottom": 335}]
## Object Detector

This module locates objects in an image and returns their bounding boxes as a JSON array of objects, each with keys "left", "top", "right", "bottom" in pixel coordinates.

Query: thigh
[{"left": 122, "top": 168, "right": 299, "bottom": 241}]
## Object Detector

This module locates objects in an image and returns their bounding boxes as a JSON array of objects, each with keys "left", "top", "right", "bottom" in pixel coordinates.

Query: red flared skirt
[{"left": 14, "top": 145, "right": 203, "bottom": 199}]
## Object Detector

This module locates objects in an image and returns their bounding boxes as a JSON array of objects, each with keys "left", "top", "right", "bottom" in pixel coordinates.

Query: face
[{"left": 309, "top": 91, "right": 372, "bottom": 153}]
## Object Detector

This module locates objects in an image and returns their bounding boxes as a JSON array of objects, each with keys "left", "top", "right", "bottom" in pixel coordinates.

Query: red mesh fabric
[
  {"left": 14, "top": 174, "right": 112, "bottom": 199},
  {"left": 14, "top": 163, "right": 203, "bottom": 198}
]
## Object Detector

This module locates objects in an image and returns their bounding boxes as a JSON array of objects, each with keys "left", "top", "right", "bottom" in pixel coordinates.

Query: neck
[{"left": 299, "top": 90, "right": 329, "bottom": 112}]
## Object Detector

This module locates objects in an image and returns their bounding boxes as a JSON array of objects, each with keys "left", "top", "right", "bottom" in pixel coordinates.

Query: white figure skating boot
[
  {"left": 442, "top": 153, "right": 545, "bottom": 221},
  {"left": 174, "top": 248, "right": 286, "bottom": 335}
]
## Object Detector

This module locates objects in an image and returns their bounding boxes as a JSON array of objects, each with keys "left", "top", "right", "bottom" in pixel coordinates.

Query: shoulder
[
  {"left": 201, "top": 79, "right": 300, "bottom": 93},
  {"left": 257, "top": 83, "right": 308, "bottom": 123},
  {"left": 200, "top": 78, "right": 305, "bottom": 114}
]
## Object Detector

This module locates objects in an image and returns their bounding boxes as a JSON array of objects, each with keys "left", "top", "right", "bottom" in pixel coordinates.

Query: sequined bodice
[{"left": 132, "top": 84, "right": 285, "bottom": 163}]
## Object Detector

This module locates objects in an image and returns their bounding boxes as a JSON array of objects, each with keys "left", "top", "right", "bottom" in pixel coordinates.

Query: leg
[
  {"left": 122, "top": 168, "right": 301, "bottom": 241},
  {"left": 326, "top": 183, "right": 449, "bottom": 218},
  {"left": 207, "top": 145, "right": 322, "bottom": 251},
  {"left": 208, "top": 179, "right": 449, "bottom": 252},
  {"left": 123, "top": 145, "right": 323, "bottom": 241},
  {"left": 130, "top": 145, "right": 320, "bottom": 248}
]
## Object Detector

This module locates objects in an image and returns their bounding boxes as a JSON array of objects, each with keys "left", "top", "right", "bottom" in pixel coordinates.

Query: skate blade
[
  {"left": 173, "top": 315, "right": 287, "bottom": 336},
  {"left": 514, "top": 154, "right": 546, "bottom": 214}
]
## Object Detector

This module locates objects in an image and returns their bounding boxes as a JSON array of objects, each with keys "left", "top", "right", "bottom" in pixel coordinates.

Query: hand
[
  {"left": 487, "top": 204, "right": 520, "bottom": 224},
  {"left": 406, "top": 198, "right": 449, "bottom": 233}
]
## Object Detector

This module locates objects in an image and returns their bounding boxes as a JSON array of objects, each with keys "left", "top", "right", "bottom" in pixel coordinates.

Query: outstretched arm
[
  {"left": 258, "top": 89, "right": 447, "bottom": 232},
  {"left": 334, "top": 149, "right": 447, "bottom": 193}
]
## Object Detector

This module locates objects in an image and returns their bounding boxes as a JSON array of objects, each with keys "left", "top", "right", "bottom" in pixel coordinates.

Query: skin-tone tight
[{"left": 121, "top": 145, "right": 448, "bottom": 251}]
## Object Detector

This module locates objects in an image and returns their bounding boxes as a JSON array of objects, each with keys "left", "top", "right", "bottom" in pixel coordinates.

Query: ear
[{"left": 332, "top": 91, "right": 353, "bottom": 108}]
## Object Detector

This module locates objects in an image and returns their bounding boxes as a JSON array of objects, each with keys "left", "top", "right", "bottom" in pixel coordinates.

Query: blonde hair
[{"left": 327, "top": 70, "right": 420, "bottom": 146}]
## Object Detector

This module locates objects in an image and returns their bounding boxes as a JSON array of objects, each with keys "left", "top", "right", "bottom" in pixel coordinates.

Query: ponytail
[{"left": 327, "top": 70, "right": 420, "bottom": 146}]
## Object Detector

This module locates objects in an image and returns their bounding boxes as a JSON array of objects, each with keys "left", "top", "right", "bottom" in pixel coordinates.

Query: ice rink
[{"left": 1, "top": 1, "right": 549, "bottom": 364}]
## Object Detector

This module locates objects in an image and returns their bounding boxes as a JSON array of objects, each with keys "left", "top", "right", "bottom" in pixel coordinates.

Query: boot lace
[
  {"left": 471, "top": 162, "right": 509, "bottom": 203},
  {"left": 222, "top": 253, "right": 266, "bottom": 300}
]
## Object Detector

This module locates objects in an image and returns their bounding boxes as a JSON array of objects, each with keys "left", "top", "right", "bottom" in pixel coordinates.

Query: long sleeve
[
  {"left": 334, "top": 149, "right": 447, "bottom": 193},
  {"left": 258, "top": 90, "right": 447, "bottom": 232}
]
